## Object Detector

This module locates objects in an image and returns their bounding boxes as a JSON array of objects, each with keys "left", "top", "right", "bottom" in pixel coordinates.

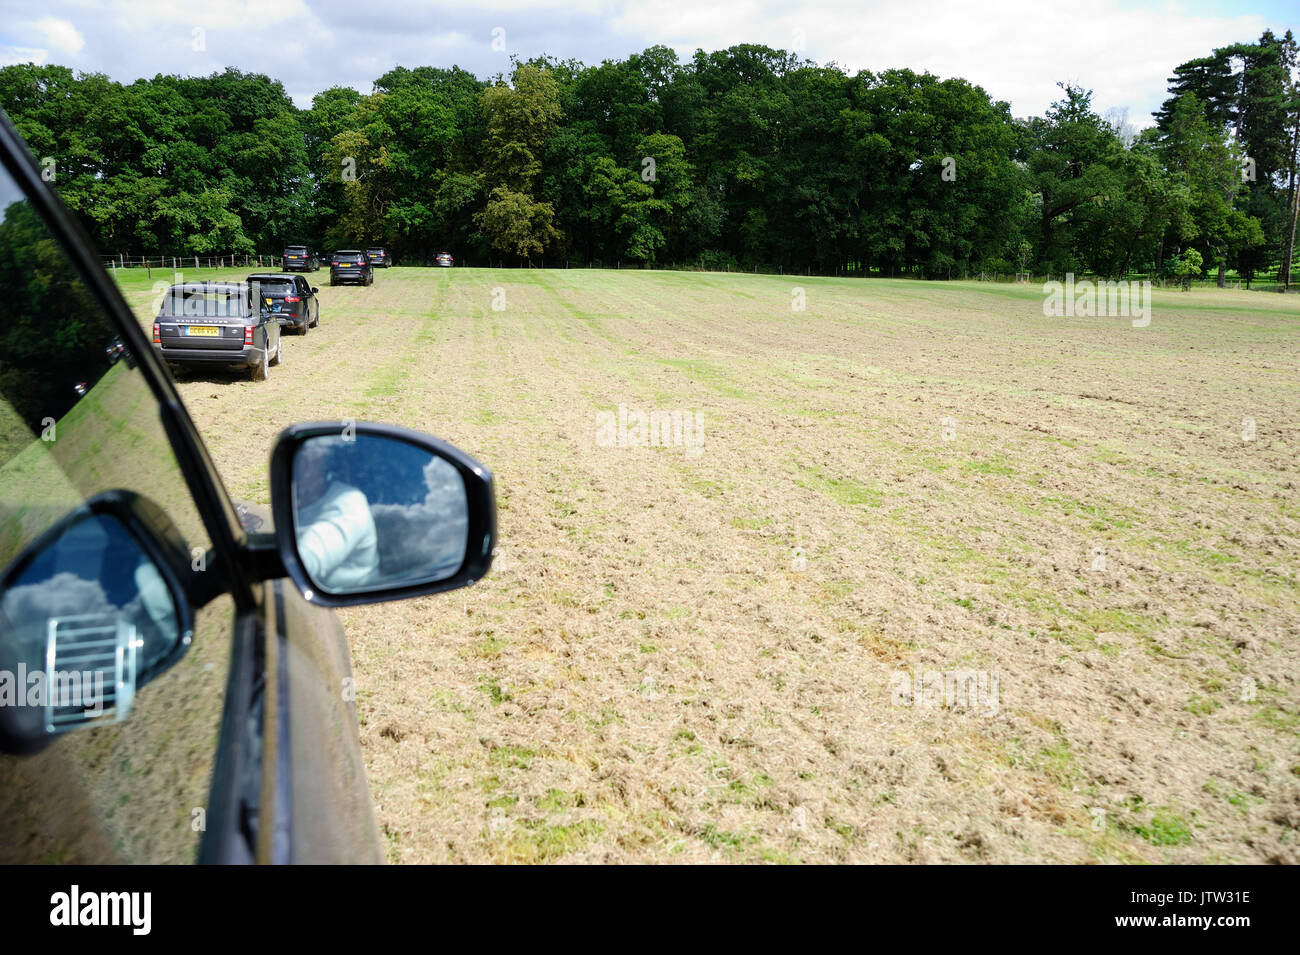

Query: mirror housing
[
  {"left": 268, "top": 422, "right": 496, "bottom": 607},
  {"left": 0, "top": 492, "right": 195, "bottom": 752}
]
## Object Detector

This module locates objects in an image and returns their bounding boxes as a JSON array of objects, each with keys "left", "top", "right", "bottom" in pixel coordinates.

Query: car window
[
  {"left": 158, "top": 287, "right": 247, "bottom": 317},
  {"left": 0, "top": 158, "right": 236, "bottom": 863}
]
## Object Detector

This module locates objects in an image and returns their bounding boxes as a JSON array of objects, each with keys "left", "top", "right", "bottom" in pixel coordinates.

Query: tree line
[{"left": 1, "top": 30, "right": 1297, "bottom": 283}]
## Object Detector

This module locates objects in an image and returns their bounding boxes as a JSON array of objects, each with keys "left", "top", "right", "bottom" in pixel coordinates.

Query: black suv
[
  {"left": 247, "top": 272, "right": 319, "bottom": 335},
  {"left": 365, "top": 247, "right": 390, "bottom": 268},
  {"left": 282, "top": 246, "right": 319, "bottom": 272},
  {"left": 0, "top": 111, "right": 496, "bottom": 863},
  {"left": 330, "top": 250, "right": 373, "bottom": 286}
]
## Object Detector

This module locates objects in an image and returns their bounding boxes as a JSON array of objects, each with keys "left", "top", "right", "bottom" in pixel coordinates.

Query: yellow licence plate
[{"left": 186, "top": 325, "right": 220, "bottom": 337}]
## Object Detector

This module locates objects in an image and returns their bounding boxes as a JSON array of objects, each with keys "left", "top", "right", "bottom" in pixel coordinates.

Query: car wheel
[
  {"left": 270, "top": 334, "right": 283, "bottom": 366},
  {"left": 251, "top": 345, "right": 270, "bottom": 381},
  {"left": 311, "top": 309, "right": 319, "bottom": 328}
]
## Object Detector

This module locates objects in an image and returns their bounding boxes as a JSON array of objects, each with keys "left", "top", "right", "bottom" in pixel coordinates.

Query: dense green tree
[
  {"left": 476, "top": 64, "right": 564, "bottom": 261},
  {"left": 0, "top": 32, "right": 1294, "bottom": 281}
]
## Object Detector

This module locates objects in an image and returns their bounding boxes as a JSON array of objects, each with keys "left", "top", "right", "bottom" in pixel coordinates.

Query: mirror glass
[
  {"left": 290, "top": 434, "right": 469, "bottom": 594},
  {"left": 0, "top": 511, "right": 181, "bottom": 738}
]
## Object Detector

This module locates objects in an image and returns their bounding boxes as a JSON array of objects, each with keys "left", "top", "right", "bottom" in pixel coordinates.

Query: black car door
[{"left": 297, "top": 276, "right": 316, "bottom": 324}]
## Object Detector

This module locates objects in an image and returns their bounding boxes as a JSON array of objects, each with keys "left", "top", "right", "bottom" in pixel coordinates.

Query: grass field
[{"left": 116, "top": 265, "right": 1300, "bottom": 863}]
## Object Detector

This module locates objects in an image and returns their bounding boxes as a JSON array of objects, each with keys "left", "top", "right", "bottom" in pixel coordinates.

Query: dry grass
[{"left": 121, "top": 266, "right": 1300, "bottom": 863}]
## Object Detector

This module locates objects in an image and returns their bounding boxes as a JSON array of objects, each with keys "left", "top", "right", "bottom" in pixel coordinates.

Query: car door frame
[{"left": 296, "top": 275, "right": 315, "bottom": 327}]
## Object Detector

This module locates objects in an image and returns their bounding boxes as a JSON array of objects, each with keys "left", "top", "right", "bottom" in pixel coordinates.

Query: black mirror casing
[
  {"left": 0, "top": 491, "right": 197, "bottom": 753},
  {"left": 269, "top": 421, "right": 496, "bottom": 607}
]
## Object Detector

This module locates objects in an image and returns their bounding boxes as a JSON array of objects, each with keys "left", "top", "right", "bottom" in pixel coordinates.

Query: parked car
[
  {"left": 282, "top": 245, "right": 319, "bottom": 272},
  {"left": 436, "top": 251, "right": 454, "bottom": 267},
  {"left": 330, "top": 250, "right": 373, "bottom": 286},
  {"left": 247, "top": 272, "right": 319, "bottom": 334},
  {"left": 151, "top": 281, "right": 282, "bottom": 381},
  {"left": 0, "top": 110, "right": 496, "bottom": 863},
  {"left": 365, "top": 247, "right": 391, "bottom": 268}
]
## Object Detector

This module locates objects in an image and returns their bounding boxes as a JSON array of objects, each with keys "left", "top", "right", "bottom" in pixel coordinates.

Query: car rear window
[
  {"left": 251, "top": 278, "right": 295, "bottom": 294},
  {"left": 157, "top": 288, "right": 250, "bottom": 318},
  {"left": 334, "top": 254, "right": 363, "bottom": 263}
]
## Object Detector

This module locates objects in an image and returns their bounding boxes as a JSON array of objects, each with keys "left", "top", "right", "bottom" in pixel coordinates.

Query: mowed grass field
[{"left": 116, "top": 266, "right": 1300, "bottom": 863}]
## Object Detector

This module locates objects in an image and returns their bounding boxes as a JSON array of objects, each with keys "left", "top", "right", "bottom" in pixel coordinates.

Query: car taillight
[
  {"left": 284, "top": 295, "right": 300, "bottom": 302},
  {"left": 244, "top": 326, "right": 254, "bottom": 345},
  {"left": 152, "top": 323, "right": 160, "bottom": 343}
]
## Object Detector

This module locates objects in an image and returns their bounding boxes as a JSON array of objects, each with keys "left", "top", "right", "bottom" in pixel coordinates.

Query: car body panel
[{"left": 272, "top": 578, "right": 383, "bottom": 862}]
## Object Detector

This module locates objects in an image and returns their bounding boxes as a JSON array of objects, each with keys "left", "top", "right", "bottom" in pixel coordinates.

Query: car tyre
[
  {"left": 251, "top": 345, "right": 270, "bottom": 381},
  {"left": 271, "top": 335, "right": 283, "bottom": 366}
]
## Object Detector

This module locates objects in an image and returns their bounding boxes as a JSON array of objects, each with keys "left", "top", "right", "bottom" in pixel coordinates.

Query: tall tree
[{"left": 476, "top": 64, "right": 564, "bottom": 262}]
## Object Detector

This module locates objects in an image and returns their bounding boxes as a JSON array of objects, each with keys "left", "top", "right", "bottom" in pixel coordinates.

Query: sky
[{"left": 0, "top": 1, "right": 1293, "bottom": 125}]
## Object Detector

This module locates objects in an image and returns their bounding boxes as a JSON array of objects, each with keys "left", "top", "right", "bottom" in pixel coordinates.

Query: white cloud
[
  {"left": 0, "top": 46, "right": 50, "bottom": 67},
  {"left": 610, "top": 0, "right": 1270, "bottom": 121},
  {"left": 24, "top": 17, "right": 85, "bottom": 56},
  {"left": 0, "top": 0, "right": 1276, "bottom": 123}
]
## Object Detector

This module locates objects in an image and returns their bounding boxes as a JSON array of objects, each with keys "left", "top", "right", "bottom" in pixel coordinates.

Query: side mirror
[
  {"left": 0, "top": 494, "right": 193, "bottom": 751},
  {"left": 269, "top": 422, "right": 495, "bottom": 607},
  {"left": 310, "top": 287, "right": 318, "bottom": 294}
]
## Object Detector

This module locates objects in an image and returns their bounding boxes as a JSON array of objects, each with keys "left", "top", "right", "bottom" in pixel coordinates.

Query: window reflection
[{"left": 292, "top": 435, "right": 468, "bottom": 593}]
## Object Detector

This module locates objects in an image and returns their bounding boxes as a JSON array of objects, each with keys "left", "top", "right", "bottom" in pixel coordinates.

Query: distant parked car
[
  {"left": 365, "top": 247, "right": 391, "bottom": 268},
  {"left": 247, "top": 272, "right": 319, "bottom": 334},
  {"left": 331, "top": 250, "right": 373, "bottom": 286},
  {"left": 152, "top": 281, "right": 282, "bottom": 381},
  {"left": 436, "top": 251, "right": 454, "bottom": 267},
  {"left": 282, "top": 246, "right": 319, "bottom": 272}
]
